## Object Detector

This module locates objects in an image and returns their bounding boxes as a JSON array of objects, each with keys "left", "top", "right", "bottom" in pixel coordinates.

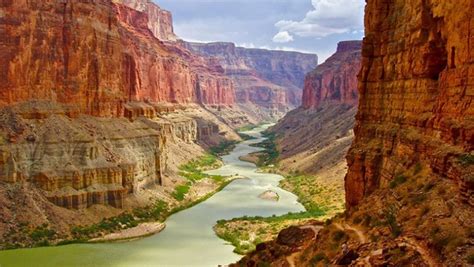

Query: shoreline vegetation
[
  {"left": 213, "top": 130, "right": 345, "bottom": 255},
  {"left": 2, "top": 133, "right": 246, "bottom": 250}
]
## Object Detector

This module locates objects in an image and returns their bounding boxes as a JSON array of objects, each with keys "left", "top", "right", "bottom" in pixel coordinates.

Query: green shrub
[
  {"left": 172, "top": 184, "right": 191, "bottom": 201},
  {"left": 210, "top": 140, "right": 238, "bottom": 156},
  {"left": 389, "top": 174, "right": 407, "bottom": 189},
  {"left": 29, "top": 225, "right": 56, "bottom": 242},
  {"left": 384, "top": 206, "right": 402, "bottom": 237},
  {"left": 459, "top": 154, "right": 474, "bottom": 166}
]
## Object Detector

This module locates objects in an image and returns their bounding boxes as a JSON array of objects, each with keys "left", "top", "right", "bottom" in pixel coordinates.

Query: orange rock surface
[
  {"left": 184, "top": 42, "right": 318, "bottom": 110},
  {"left": 0, "top": 0, "right": 235, "bottom": 117},
  {"left": 345, "top": 0, "right": 474, "bottom": 207},
  {"left": 302, "top": 41, "right": 361, "bottom": 109}
]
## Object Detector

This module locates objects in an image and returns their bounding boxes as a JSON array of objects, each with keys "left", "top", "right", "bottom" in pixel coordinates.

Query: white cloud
[
  {"left": 274, "top": 0, "right": 364, "bottom": 39},
  {"left": 272, "top": 31, "right": 294, "bottom": 43}
]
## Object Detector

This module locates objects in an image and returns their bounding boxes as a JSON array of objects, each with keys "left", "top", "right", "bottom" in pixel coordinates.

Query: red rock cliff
[
  {"left": 114, "top": 0, "right": 177, "bottom": 41},
  {"left": 345, "top": 0, "right": 474, "bottom": 207},
  {"left": 0, "top": 0, "right": 235, "bottom": 117},
  {"left": 184, "top": 42, "right": 317, "bottom": 109},
  {"left": 302, "top": 41, "right": 361, "bottom": 109}
]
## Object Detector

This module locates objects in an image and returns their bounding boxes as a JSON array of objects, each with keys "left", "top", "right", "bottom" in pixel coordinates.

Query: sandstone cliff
[
  {"left": 345, "top": 0, "right": 473, "bottom": 208},
  {"left": 0, "top": 0, "right": 236, "bottom": 117},
  {"left": 269, "top": 40, "right": 361, "bottom": 178},
  {"left": 114, "top": 0, "right": 177, "bottom": 41},
  {"left": 237, "top": 1, "right": 473, "bottom": 266},
  {"left": 184, "top": 42, "right": 318, "bottom": 116},
  {"left": 303, "top": 41, "right": 361, "bottom": 109}
]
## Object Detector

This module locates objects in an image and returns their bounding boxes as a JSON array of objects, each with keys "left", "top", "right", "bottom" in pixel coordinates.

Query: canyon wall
[
  {"left": 185, "top": 42, "right": 318, "bottom": 112},
  {"left": 345, "top": 0, "right": 473, "bottom": 208},
  {"left": 303, "top": 41, "right": 361, "bottom": 109},
  {"left": 114, "top": 0, "right": 177, "bottom": 41},
  {"left": 0, "top": 101, "right": 203, "bottom": 209},
  {"left": 237, "top": 1, "right": 473, "bottom": 266},
  {"left": 270, "top": 40, "right": 361, "bottom": 175},
  {"left": 0, "top": 0, "right": 238, "bottom": 212},
  {"left": 0, "top": 0, "right": 235, "bottom": 118}
]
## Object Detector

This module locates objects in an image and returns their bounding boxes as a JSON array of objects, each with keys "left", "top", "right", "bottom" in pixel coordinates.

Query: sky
[{"left": 156, "top": 0, "right": 365, "bottom": 63}]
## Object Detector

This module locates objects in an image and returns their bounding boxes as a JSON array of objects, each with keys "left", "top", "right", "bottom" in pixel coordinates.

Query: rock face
[
  {"left": 185, "top": 42, "right": 317, "bottom": 113},
  {"left": 114, "top": 0, "right": 177, "bottom": 41},
  {"left": 345, "top": 0, "right": 473, "bottom": 208},
  {"left": 302, "top": 41, "right": 361, "bottom": 109},
  {"left": 0, "top": 0, "right": 235, "bottom": 117},
  {"left": 269, "top": 40, "right": 360, "bottom": 183},
  {"left": 0, "top": 0, "right": 239, "bottom": 211},
  {"left": 0, "top": 101, "right": 203, "bottom": 209}
]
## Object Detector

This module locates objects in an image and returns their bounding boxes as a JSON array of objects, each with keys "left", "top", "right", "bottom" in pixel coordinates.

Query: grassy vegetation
[
  {"left": 214, "top": 173, "right": 345, "bottom": 254},
  {"left": 389, "top": 174, "right": 408, "bottom": 189},
  {"left": 29, "top": 224, "right": 57, "bottom": 246},
  {"left": 214, "top": 213, "right": 317, "bottom": 254},
  {"left": 210, "top": 140, "right": 239, "bottom": 156},
  {"left": 70, "top": 200, "right": 169, "bottom": 241},
  {"left": 458, "top": 153, "right": 474, "bottom": 166},
  {"left": 172, "top": 184, "right": 191, "bottom": 201},
  {"left": 176, "top": 154, "right": 227, "bottom": 200},
  {"left": 238, "top": 132, "right": 256, "bottom": 141},
  {"left": 213, "top": 129, "right": 347, "bottom": 255},
  {"left": 237, "top": 124, "right": 259, "bottom": 132},
  {"left": 252, "top": 131, "right": 279, "bottom": 167}
]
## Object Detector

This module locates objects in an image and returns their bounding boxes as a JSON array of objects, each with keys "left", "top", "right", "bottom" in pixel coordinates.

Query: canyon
[
  {"left": 185, "top": 42, "right": 317, "bottom": 118},
  {"left": 0, "top": 0, "right": 317, "bottom": 249},
  {"left": 236, "top": 0, "right": 474, "bottom": 266},
  {"left": 0, "top": 0, "right": 472, "bottom": 266}
]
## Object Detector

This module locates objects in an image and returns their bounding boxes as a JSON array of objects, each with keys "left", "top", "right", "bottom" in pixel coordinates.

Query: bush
[
  {"left": 210, "top": 140, "right": 238, "bottom": 156},
  {"left": 29, "top": 225, "right": 56, "bottom": 242},
  {"left": 459, "top": 154, "right": 474, "bottom": 166},
  {"left": 389, "top": 174, "right": 407, "bottom": 189},
  {"left": 172, "top": 184, "right": 191, "bottom": 201},
  {"left": 384, "top": 206, "right": 402, "bottom": 237},
  {"left": 414, "top": 163, "right": 423, "bottom": 175}
]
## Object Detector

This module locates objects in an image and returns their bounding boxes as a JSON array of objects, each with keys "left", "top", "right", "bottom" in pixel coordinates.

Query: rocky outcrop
[
  {"left": 237, "top": 1, "right": 473, "bottom": 266},
  {"left": 184, "top": 42, "right": 317, "bottom": 111},
  {"left": 345, "top": 0, "right": 473, "bottom": 208},
  {"left": 114, "top": 0, "right": 177, "bottom": 41},
  {"left": 0, "top": 0, "right": 235, "bottom": 117},
  {"left": 0, "top": 101, "right": 211, "bottom": 209},
  {"left": 302, "top": 41, "right": 361, "bottom": 109}
]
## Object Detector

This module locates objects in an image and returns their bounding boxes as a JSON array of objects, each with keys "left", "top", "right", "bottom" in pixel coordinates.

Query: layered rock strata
[
  {"left": 0, "top": 101, "right": 202, "bottom": 209},
  {"left": 270, "top": 40, "right": 361, "bottom": 176},
  {"left": 345, "top": 0, "right": 473, "bottom": 208},
  {"left": 0, "top": 0, "right": 236, "bottom": 117},
  {"left": 303, "top": 41, "right": 361, "bottom": 109},
  {"left": 184, "top": 42, "right": 317, "bottom": 113},
  {"left": 238, "top": 1, "right": 474, "bottom": 266}
]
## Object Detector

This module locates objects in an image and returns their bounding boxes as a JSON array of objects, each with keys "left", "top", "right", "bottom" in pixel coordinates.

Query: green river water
[{"left": 0, "top": 125, "right": 305, "bottom": 267}]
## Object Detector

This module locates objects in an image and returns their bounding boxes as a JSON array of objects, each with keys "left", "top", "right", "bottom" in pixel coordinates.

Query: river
[{"left": 0, "top": 125, "right": 305, "bottom": 267}]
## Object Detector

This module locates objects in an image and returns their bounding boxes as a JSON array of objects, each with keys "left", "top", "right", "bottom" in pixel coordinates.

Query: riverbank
[
  {"left": 0, "top": 124, "right": 307, "bottom": 266},
  {"left": 0, "top": 146, "right": 239, "bottom": 250},
  {"left": 214, "top": 134, "right": 346, "bottom": 255},
  {"left": 89, "top": 222, "right": 166, "bottom": 243}
]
